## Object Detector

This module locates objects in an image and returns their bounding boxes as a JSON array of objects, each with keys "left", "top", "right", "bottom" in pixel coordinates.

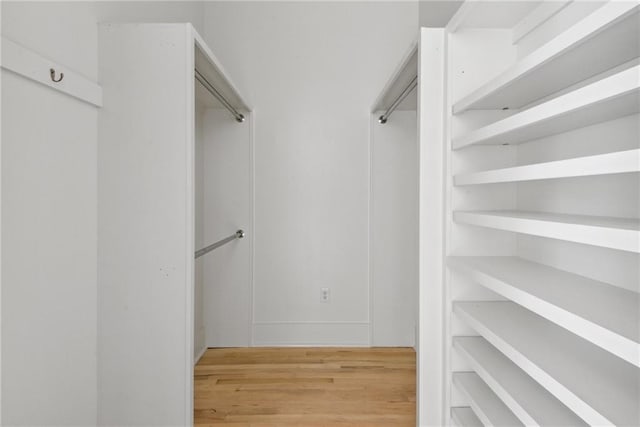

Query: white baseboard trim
[
  {"left": 193, "top": 345, "right": 207, "bottom": 366},
  {"left": 252, "top": 321, "right": 370, "bottom": 346}
]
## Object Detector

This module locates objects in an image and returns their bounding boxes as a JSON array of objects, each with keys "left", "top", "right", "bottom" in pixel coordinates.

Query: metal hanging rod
[
  {"left": 195, "top": 229, "right": 245, "bottom": 259},
  {"left": 194, "top": 68, "right": 245, "bottom": 123},
  {"left": 378, "top": 75, "right": 418, "bottom": 124}
]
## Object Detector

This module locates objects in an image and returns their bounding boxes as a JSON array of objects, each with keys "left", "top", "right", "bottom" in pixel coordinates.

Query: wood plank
[
  {"left": 194, "top": 347, "right": 416, "bottom": 425},
  {"left": 454, "top": 301, "right": 640, "bottom": 426}
]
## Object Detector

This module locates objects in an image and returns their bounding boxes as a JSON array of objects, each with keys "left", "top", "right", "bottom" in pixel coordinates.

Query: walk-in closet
[{"left": 1, "top": 1, "right": 638, "bottom": 426}]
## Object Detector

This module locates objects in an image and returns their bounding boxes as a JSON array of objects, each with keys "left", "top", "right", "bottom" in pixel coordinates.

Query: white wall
[
  {"left": 371, "top": 111, "right": 418, "bottom": 346},
  {"left": 2, "top": 3, "right": 98, "bottom": 425},
  {"left": 203, "top": 1, "right": 418, "bottom": 345},
  {"left": 194, "top": 105, "right": 206, "bottom": 361},
  {"left": 1, "top": 2, "right": 204, "bottom": 425},
  {"left": 201, "top": 109, "right": 253, "bottom": 347}
]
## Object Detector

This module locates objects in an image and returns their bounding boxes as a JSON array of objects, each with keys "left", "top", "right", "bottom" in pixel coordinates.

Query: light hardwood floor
[{"left": 194, "top": 347, "right": 416, "bottom": 426}]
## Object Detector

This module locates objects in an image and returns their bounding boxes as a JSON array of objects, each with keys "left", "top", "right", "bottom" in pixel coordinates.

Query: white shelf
[
  {"left": 454, "top": 149, "right": 640, "bottom": 185},
  {"left": 453, "top": 372, "right": 523, "bottom": 427},
  {"left": 448, "top": 256, "right": 640, "bottom": 366},
  {"left": 453, "top": 2, "right": 640, "bottom": 113},
  {"left": 454, "top": 336, "right": 588, "bottom": 426},
  {"left": 372, "top": 42, "right": 418, "bottom": 113},
  {"left": 453, "top": 210, "right": 640, "bottom": 253},
  {"left": 452, "top": 65, "right": 640, "bottom": 149},
  {"left": 454, "top": 301, "right": 640, "bottom": 426},
  {"left": 451, "top": 407, "right": 482, "bottom": 427}
]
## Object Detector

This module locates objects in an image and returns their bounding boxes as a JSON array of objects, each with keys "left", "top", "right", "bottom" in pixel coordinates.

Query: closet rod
[
  {"left": 378, "top": 75, "right": 417, "bottom": 124},
  {"left": 195, "top": 68, "right": 245, "bottom": 123},
  {"left": 195, "top": 229, "right": 245, "bottom": 259}
]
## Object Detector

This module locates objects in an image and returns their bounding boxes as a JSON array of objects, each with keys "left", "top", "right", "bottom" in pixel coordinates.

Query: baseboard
[
  {"left": 193, "top": 345, "right": 207, "bottom": 366},
  {"left": 252, "top": 321, "right": 370, "bottom": 346}
]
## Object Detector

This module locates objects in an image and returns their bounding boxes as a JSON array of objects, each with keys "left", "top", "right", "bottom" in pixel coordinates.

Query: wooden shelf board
[
  {"left": 454, "top": 149, "right": 640, "bottom": 185},
  {"left": 453, "top": 210, "right": 640, "bottom": 253},
  {"left": 449, "top": 256, "right": 640, "bottom": 367},
  {"left": 454, "top": 301, "right": 640, "bottom": 426},
  {"left": 454, "top": 336, "right": 587, "bottom": 426},
  {"left": 453, "top": 372, "right": 523, "bottom": 427},
  {"left": 451, "top": 407, "right": 482, "bottom": 427},
  {"left": 454, "top": 3, "right": 640, "bottom": 113},
  {"left": 453, "top": 65, "right": 640, "bottom": 149}
]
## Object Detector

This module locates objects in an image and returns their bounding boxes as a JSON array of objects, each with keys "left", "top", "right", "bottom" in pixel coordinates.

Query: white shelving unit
[
  {"left": 453, "top": 64, "right": 640, "bottom": 149},
  {"left": 452, "top": 372, "right": 523, "bottom": 426},
  {"left": 454, "top": 149, "right": 640, "bottom": 185},
  {"left": 454, "top": 302, "right": 640, "bottom": 426},
  {"left": 441, "top": 1, "right": 640, "bottom": 426},
  {"left": 454, "top": 337, "right": 587, "bottom": 426},
  {"left": 453, "top": 210, "right": 640, "bottom": 253},
  {"left": 453, "top": 2, "right": 639, "bottom": 113},
  {"left": 449, "top": 256, "right": 640, "bottom": 367}
]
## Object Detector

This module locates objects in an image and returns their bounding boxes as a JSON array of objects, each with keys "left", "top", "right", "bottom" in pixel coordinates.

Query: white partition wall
[
  {"left": 417, "top": 28, "right": 446, "bottom": 427},
  {"left": 98, "top": 23, "right": 250, "bottom": 426},
  {"left": 98, "top": 23, "right": 195, "bottom": 426}
]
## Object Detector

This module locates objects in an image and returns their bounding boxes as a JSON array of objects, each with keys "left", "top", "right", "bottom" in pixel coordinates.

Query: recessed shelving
[
  {"left": 454, "top": 149, "right": 640, "bottom": 185},
  {"left": 452, "top": 65, "right": 640, "bottom": 149},
  {"left": 448, "top": 256, "right": 640, "bottom": 366},
  {"left": 454, "top": 301, "right": 640, "bottom": 426},
  {"left": 453, "top": 2, "right": 640, "bottom": 113},
  {"left": 452, "top": 372, "right": 523, "bottom": 427},
  {"left": 451, "top": 407, "right": 482, "bottom": 427},
  {"left": 453, "top": 210, "right": 640, "bottom": 253},
  {"left": 454, "top": 336, "right": 588, "bottom": 426}
]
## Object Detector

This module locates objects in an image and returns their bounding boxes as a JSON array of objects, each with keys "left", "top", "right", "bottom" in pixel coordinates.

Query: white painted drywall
[
  {"left": 195, "top": 106, "right": 206, "bottom": 362},
  {"left": 97, "top": 23, "right": 194, "bottom": 426},
  {"left": 1, "top": 2, "right": 204, "bottom": 425},
  {"left": 417, "top": 28, "right": 446, "bottom": 427},
  {"left": 203, "top": 1, "right": 418, "bottom": 345},
  {"left": 1, "top": 3, "right": 98, "bottom": 425},
  {"left": 201, "top": 109, "right": 253, "bottom": 348},
  {"left": 370, "top": 111, "right": 418, "bottom": 347},
  {"left": 1, "top": 70, "right": 98, "bottom": 426}
]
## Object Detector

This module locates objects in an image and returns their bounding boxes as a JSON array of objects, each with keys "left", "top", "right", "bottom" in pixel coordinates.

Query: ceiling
[{"left": 418, "top": 0, "right": 465, "bottom": 27}]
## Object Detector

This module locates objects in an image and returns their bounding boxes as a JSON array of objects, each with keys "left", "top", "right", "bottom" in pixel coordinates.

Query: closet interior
[
  {"left": 370, "top": 43, "right": 419, "bottom": 347},
  {"left": 98, "top": 23, "right": 251, "bottom": 425},
  {"left": 444, "top": 2, "right": 639, "bottom": 426}
]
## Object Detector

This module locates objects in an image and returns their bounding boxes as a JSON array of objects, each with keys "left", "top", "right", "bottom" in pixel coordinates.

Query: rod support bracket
[{"left": 236, "top": 229, "right": 245, "bottom": 239}]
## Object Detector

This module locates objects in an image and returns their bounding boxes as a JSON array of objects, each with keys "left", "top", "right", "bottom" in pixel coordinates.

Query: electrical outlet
[{"left": 321, "top": 287, "right": 330, "bottom": 303}]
